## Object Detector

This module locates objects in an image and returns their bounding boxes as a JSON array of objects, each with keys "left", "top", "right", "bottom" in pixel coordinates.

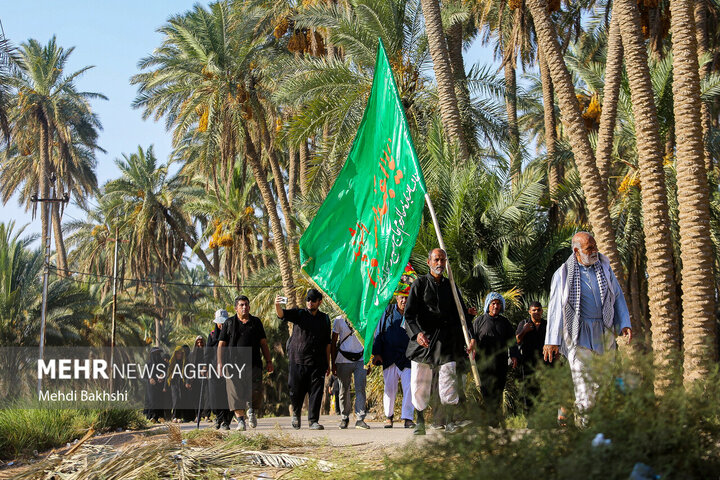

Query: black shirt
[
  {"left": 516, "top": 318, "right": 549, "bottom": 367},
  {"left": 282, "top": 308, "right": 331, "bottom": 367},
  {"left": 219, "top": 314, "right": 267, "bottom": 369},
  {"left": 404, "top": 273, "right": 472, "bottom": 365},
  {"left": 472, "top": 313, "right": 519, "bottom": 375}
]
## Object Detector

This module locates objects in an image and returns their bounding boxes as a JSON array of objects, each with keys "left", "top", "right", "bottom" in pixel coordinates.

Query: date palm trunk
[
  {"left": 595, "top": 15, "right": 623, "bottom": 182},
  {"left": 446, "top": 19, "right": 472, "bottom": 129},
  {"left": 243, "top": 124, "right": 297, "bottom": 308},
  {"left": 420, "top": 0, "right": 471, "bottom": 164},
  {"left": 615, "top": 0, "right": 682, "bottom": 387},
  {"left": 299, "top": 139, "right": 309, "bottom": 197},
  {"left": 526, "top": 0, "right": 630, "bottom": 305},
  {"left": 670, "top": 0, "right": 718, "bottom": 384},
  {"left": 539, "top": 49, "right": 562, "bottom": 225},
  {"left": 694, "top": 0, "right": 713, "bottom": 172},
  {"left": 505, "top": 54, "right": 521, "bottom": 184}
]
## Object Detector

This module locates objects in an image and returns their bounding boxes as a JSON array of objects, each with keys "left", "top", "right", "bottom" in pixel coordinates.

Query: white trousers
[
  {"left": 382, "top": 364, "right": 414, "bottom": 420},
  {"left": 567, "top": 345, "right": 598, "bottom": 413},
  {"left": 410, "top": 361, "right": 458, "bottom": 411}
]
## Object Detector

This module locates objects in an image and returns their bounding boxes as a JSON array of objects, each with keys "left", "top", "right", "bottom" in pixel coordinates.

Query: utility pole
[
  {"left": 31, "top": 173, "right": 69, "bottom": 395},
  {"left": 110, "top": 226, "right": 119, "bottom": 392}
]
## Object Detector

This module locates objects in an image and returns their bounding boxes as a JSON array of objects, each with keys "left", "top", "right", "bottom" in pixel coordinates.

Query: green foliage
[
  {"left": 369, "top": 352, "right": 720, "bottom": 480},
  {"left": 0, "top": 405, "right": 147, "bottom": 459}
]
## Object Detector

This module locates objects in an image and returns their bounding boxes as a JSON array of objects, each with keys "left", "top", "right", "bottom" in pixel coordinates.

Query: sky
[{"left": 1, "top": 1, "right": 498, "bottom": 241}]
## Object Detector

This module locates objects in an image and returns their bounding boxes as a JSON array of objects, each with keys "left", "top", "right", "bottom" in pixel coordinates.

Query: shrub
[{"left": 369, "top": 351, "right": 720, "bottom": 480}]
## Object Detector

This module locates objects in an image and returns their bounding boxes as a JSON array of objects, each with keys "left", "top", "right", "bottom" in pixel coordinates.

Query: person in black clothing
[
  {"left": 516, "top": 301, "right": 551, "bottom": 411},
  {"left": 207, "top": 309, "right": 232, "bottom": 430},
  {"left": 468, "top": 292, "right": 520, "bottom": 427},
  {"left": 145, "top": 347, "right": 166, "bottom": 422},
  {"left": 218, "top": 295, "right": 274, "bottom": 431},
  {"left": 275, "top": 288, "right": 331, "bottom": 431},
  {"left": 190, "top": 336, "right": 210, "bottom": 422},
  {"left": 404, "top": 248, "right": 477, "bottom": 435},
  {"left": 167, "top": 346, "right": 191, "bottom": 422}
]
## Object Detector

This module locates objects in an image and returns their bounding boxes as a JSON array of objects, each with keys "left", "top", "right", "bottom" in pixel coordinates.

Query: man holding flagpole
[
  {"left": 404, "top": 248, "right": 477, "bottom": 435},
  {"left": 298, "top": 39, "right": 481, "bottom": 434}
]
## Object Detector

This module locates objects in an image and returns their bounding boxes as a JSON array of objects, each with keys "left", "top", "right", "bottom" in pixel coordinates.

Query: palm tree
[
  {"left": 525, "top": 0, "right": 628, "bottom": 291},
  {"left": 538, "top": 49, "right": 561, "bottom": 223},
  {"left": 7, "top": 37, "right": 104, "bottom": 275},
  {"left": 0, "top": 221, "right": 94, "bottom": 348},
  {"left": 595, "top": 15, "right": 623, "bottom": 181},
  {"left": 614, "top": 0, "right": 682, "bottom": 385},
  {"left": 132, "top": 2, "right": 297, "bottom": 304},
  {"left": 669, "top": 0, "right": 718, "bottom": 383},
  {"left": 0, "top": 34, "right": 19, "bottom": 143},
  {"left": 104, "top": 146, "right": 213, "bottom": 344},
  {"left": 420, "top": 0, "right": 471, "bottom": 163}
]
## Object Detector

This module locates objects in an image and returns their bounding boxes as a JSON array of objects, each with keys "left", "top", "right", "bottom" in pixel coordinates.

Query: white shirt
[{"left": 332, "top": 316, "right": 364, "bottom": 363}]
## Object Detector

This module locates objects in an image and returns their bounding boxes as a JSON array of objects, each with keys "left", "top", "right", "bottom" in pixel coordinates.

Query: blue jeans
[{"left": 336, "top": 361, "right": 367, "bottom": 420}]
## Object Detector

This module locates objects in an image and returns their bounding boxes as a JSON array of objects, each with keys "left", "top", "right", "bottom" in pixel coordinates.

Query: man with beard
[
  {"left": 372, "top": 264, "right": 416, "bottom": 429},
  {"left": 404, "top": 248, "right": 476, "bottom": 435},
  {"left": 276, "top": 289, "right": 331, "bottom": 430},
  {"left": 544, "top": 232, "right": 632, "bottom": 425},
  {"left": 218, "top": 295, "right": 274, "bottom": 431}
]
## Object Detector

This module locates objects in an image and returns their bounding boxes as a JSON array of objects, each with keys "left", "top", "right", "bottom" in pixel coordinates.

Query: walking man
[
  {"left": 276, "top": 289, "right": 332, "bottom": 430},
  {"left": 516, "top": 301, "right": 551, "bottom": 410},
  {"left": 218, "top": 295, "right": 274, "bottom": 431},
  {"left": 207, "top": 309, "right": 232, "bottom": 429},
  {"left": 331, "top": 316, "right": 369, "bottom": 429},
  {"left": 404, "top": 248, "right": 476, "bottom": 435},
  {"left": 372, "top": 267, "right": 416, "bottom": 429},
  {"left": 544, "top": 232, "right": 632, "bottom": 424}
]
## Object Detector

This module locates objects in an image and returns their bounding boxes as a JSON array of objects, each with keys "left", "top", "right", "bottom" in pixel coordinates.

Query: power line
[{"left": 49, "top": 265, "right": 283, "bottom": 289}]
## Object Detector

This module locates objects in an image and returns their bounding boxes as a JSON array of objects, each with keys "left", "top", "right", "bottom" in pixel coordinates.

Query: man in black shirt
[
  {"left": 404, "top": 248, "right": 476, "bottom": 435},
  {"left": 275, "top": 288, "right": 331, "bottom": 430},
  {"left": 516, "top": 301, "right": 550, "bottom": 410},
  {"left": 218, "top": 295, "right": 274, "bottom": 431}
]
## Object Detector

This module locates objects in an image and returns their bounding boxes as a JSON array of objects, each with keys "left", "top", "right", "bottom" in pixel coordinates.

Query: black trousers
[
  {"left": 480, "top": 367, "right": 508, "bottom": 427},
  {"left": 289, "top": 362, "right": 326, "bottom": 424}
]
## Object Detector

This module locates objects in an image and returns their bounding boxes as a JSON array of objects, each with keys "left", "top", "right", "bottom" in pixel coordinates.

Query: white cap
[{"left": 214, "top": 309, "right": 229, "bottom": 324}]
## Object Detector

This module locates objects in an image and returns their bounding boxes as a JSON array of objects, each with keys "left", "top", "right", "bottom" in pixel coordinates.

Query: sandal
[{"left": 384, "top": 417, "right": 393, "bottom": 428}]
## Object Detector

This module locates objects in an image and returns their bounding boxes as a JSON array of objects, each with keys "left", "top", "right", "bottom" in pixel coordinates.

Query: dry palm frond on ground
[{"left": 14, "top": 431, "right": 334, "bottom": 480}]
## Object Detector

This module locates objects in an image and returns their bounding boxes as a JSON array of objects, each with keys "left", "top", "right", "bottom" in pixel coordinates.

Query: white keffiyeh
[{"left": 563, "top": 254, "right": 614, "bottom": 344}]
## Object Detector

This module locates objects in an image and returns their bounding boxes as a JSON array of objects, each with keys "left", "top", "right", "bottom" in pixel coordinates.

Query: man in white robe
[{"left": 544, "top": 232, "right": 632, "bottom": 421}]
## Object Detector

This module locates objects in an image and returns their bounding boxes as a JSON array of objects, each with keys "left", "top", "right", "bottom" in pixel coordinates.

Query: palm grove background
[{"left": 0, "top": 0, "right": 718, "bottom": 414}]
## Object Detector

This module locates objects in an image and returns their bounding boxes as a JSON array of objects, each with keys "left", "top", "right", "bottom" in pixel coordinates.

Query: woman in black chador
[
  {"left": 190, "top": 335, "right": 210, "bottom": 422},
  {"left": 145, "top": 347, "right": 166, "bottom": 422},
  {"left": 206, "top": 309, "right": 232, "bottom": 429},
  {"left": 167, "top": 346, "right": 191, "bottom": 422},
  {"left": 469, "top": 292, "right": 520, "bottom": 426}
]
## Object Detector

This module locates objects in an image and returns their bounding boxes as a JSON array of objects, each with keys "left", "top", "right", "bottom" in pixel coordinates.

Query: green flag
[{"left": 299, "top": 39, "right": 427, "bottom": 360}]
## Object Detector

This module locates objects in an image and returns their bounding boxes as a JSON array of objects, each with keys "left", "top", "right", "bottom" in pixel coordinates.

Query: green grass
[{"left": 0, "top": 404, "right": 148, "bottom": 459}]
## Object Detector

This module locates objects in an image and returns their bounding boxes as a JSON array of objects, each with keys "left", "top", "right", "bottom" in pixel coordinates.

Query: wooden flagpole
[{"left": 424, "top": 193, "right": 482, "bottom": 390}]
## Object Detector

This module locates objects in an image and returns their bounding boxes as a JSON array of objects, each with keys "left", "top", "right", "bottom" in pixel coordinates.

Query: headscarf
[
  {"left": 394, "top": 263, "right": 417, "bottom": 297},
  {"left": 167, "top": 346, "right": 186, "bottom": 386},
  {"left": 483, "top": 292, "right": 506, "bottom": 314}
]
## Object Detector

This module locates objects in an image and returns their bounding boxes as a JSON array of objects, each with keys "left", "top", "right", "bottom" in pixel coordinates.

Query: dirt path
[
  {"left": 175, "top": 414, "right": 424, "bottom": 446},
  {"left": 0, "top": 415, "right": 437, "bottom": 479}
]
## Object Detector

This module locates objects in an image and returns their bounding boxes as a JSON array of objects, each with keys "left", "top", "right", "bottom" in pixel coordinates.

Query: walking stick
[{"left": 196, "top": 374, "right": 205, "bottom": 430}]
